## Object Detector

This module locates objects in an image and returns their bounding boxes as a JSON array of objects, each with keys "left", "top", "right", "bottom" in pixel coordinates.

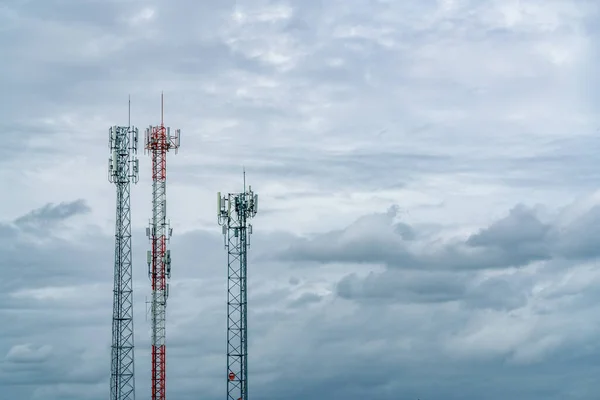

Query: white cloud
[{"left": 6, "top": 344, "right": 53, "bottom": 364}]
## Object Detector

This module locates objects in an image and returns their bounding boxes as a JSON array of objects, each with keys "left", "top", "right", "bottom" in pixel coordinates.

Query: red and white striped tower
[{"left": 144, "top": 93, "right": 180, "bottom": 400}]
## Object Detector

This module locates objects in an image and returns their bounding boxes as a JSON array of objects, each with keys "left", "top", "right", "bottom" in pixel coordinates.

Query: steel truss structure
[
  {"left": 218, "top": 178, "right": 258, "bottom": 400},
  {"left": 144, "top": 94, "right": 180, "bottom": 400},
  {"left": 108, "top": 118, "right": 140, "bottom": 400}
]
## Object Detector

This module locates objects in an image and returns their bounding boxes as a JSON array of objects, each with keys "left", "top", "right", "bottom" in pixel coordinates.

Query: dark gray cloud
[
  {"left": 4, "top": 196, "right": 600, "bottom": 400},
  {"left": 14, "top": 199, "right": 90, "bottom": 229},
  {"left": 467, "top": 204, "right": 550, "bottom": 247},
  {"left": 280, "top": 202, "right": 600, "bottom": 271},
  {"left": 337, "top": 270, "right": 468, "bottom": 303},
  {"left": 465, "top": 203, "right": 553, "bottom": 266},
  {"left": 336, "top": 269, "right": 530, "bottom": 311},
  {"left": 0, "top": 198, "right": 305, "bottom": 399}
]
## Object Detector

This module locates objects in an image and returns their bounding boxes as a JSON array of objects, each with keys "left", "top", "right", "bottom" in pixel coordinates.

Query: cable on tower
[
  {"left": 144, "top": 93, "right": 180, "bottom": 400},
  {"left": 218, "top": 177, "right": 259, "bottom": 400},
  {"left": 108, "top": 99, "right": 140, "bottom": 400}
]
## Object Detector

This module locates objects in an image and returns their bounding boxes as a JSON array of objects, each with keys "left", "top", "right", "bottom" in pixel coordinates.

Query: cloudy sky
[{"left": 2, "top": 0, "right": 600, "bottom": 398}]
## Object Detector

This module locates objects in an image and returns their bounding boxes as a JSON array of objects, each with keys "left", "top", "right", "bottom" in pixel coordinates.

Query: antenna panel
[
  {"left": 132, "top": 128, "right": 139, "bottom": 152},
  {"left": 112, "top": 150, "right": 118, "bottom": 173}
]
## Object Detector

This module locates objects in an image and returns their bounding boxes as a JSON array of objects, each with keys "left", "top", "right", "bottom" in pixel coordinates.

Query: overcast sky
[{"left": 2, "top": 0, "right": 600, "bottom": 399}]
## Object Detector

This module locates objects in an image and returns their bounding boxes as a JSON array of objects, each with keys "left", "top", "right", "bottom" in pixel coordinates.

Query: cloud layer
[
  {"left": 2, "top": 0, "right": 600, "bottom": 399},
  {"left": 281, "top": 202, "right": 600, "bottom": 270}
]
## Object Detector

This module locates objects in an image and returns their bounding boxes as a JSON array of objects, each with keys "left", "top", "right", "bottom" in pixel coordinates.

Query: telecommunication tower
[
  {"left": 144, "top": 93, "right": 180, "bottom": 400},
  {"left": 108, "top": 99, "right": 140, "bottom": 400},
  {"left": 217, "top": 174, "right": 258, "bottom": 400}
]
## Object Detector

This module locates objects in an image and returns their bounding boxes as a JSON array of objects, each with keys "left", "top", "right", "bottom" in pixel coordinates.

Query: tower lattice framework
[
  {"left": 218, "top": 178, "right": 258, "bottom": 400},
  {"left": 144, "top": 94, "right": 180, "bottom": 400},
  {"left": 108, "top": 119, "right": 140, "bottom": 400}
]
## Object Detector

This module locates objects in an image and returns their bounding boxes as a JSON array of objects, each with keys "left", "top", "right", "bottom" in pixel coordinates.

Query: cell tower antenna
[
  {"left": 144, "top": 93, "right": 181, "bottom": 400},
  {"left": 217, "top": 177, "right": 259, "bottom": 400},
  {"left": 108, "top": 100, "right": 140, "bottom": 400},
  {"left": 128, "top": 95, "right": 131, "bottom": 128}
]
